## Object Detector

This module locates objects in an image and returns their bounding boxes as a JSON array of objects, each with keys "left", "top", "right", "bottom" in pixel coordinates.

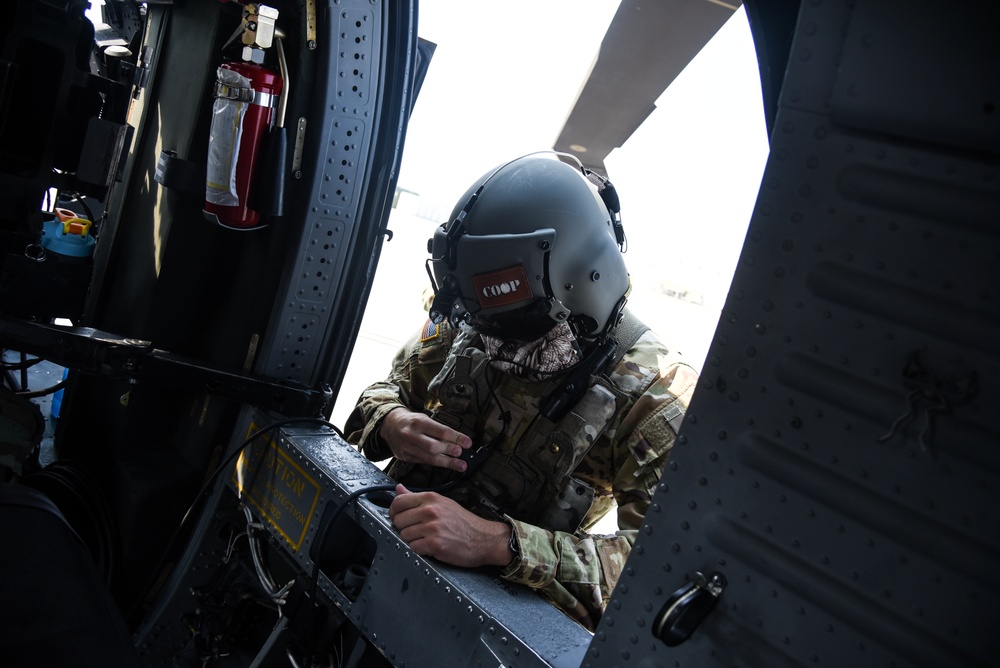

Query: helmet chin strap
[{"left": 539, "top": 336, "right": 618, "bottom": 422}]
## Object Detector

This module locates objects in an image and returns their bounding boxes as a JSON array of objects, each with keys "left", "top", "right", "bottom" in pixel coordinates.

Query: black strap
[
  {"left": 607, "top": 308, "right": 649, "bottom": 374},
  {"left": 540, "top": 308, "right": 649, "bottom": 422}
]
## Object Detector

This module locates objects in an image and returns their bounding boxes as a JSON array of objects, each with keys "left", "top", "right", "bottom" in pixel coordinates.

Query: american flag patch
[{"left": 420, "top": 319, "right": 440, "bottom": 342}]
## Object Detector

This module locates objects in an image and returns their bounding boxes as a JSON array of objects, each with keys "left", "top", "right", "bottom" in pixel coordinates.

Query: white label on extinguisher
[{"left": 206, "top": 68, "right": 250, "bottom": 206}]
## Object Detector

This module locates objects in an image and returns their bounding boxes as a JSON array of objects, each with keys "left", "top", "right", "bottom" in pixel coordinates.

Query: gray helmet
[{"left": 427, "top": 153, "right": 630, "bottom": 340}]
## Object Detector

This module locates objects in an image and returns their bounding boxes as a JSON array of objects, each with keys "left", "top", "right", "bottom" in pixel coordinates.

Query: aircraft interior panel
[{"left": 591, "top": 1, "right": 1000, "bottom": 666}]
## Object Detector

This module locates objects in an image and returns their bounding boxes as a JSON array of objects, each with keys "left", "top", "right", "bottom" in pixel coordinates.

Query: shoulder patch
[{"left": 420, "top": 319, "right": 441, "bottom": 342}]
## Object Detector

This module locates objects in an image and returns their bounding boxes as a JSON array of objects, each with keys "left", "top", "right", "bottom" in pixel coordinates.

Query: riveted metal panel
[
  {"left": 256, "top": 1, "right": 398, "bottom": 386},
  {"left": 277, "top": 428, "right": 591, "bottom": 668},
  {"left": 589, "top": 1, "right": 1000, "bottom": 667}
]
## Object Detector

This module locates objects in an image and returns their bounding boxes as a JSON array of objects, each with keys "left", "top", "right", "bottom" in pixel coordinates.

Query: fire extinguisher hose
[
  {"left": 275, "top": 32, "right": 289, "bottom": 130},
  {"left": 254, "top": 34, "right": 289, "bottom": 217}
]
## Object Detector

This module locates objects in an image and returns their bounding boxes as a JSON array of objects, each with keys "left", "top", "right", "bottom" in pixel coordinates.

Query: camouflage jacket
[{"left": 344, "top": 319, "right": 698, "bottom": 630}]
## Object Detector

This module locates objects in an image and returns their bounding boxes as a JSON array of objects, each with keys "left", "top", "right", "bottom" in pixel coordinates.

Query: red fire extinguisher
[{"left": 204, "top": 60, "right": 283, "bottom": 229}]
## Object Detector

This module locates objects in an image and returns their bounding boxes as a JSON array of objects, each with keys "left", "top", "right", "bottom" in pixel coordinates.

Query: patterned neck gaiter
[{"left": 481, "top": 321, "right": 582, "bottom": 381}]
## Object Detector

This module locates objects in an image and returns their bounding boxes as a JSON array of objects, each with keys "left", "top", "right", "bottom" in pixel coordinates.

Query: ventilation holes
[
  {"left": 340, "top": 10, "right": 371, "bottom": 101},
  {"left": 323, "top": 118, "right": 365, "bottom": 205}
]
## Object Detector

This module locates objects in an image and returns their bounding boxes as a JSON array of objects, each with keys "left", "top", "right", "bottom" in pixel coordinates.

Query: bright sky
[
  {"left": 333, "top": 2, "right": 770, "bottom": 426},
  {"left": 395, "top": 0, "right": 623, "bottom": 204},
  {"left": 396, "top": 2, "right": 769, "bottom": 263}
]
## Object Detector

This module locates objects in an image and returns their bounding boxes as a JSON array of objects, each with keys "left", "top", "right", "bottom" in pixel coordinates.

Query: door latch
[{"left": 653, "top": 571, "right": 727, "bottom": 647}]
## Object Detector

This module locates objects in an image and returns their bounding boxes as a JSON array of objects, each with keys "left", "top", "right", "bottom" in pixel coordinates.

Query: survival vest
[{"left": 387, "top": 311, "right": 684, "bottom": 535}]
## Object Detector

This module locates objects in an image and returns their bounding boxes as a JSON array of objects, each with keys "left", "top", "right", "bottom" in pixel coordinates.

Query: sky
[
  {"left": 395, "top": 2, "right": 768, "bottom": 271},
  {"left": 332, "top": 1, "right": 771, "bottom": 426},
  {"left": 395, "top": 1, "right": 622, "bottom": 200}
]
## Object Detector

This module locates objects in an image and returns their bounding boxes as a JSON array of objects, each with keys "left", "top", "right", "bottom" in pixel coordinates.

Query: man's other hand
[{"left": 379, "top": 408, "right": 472, "bottom": 473}]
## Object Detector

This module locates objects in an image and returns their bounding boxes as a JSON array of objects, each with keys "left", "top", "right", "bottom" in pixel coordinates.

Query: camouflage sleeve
[
  {"left": 500, "top": 519, "right": 636, "bottom": 631},
  {"left": 499, "top": 344, "right": 699, "bottom": 630},
  {"left": 343, "top": 320, "right": 453, "bottom": 460},
  {"left": 613, "top": 359, "right": 698, "bottom": 528}
]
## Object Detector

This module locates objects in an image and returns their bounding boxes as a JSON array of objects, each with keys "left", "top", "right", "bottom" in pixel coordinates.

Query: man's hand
[
  {"left": 388, "top": 484, "right": 514, "bottom": 568},
  {"left": 379, "top": 408, "right": 472, "bottom": 473}
]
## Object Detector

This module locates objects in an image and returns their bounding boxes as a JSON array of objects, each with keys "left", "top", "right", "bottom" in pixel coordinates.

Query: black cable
[
  {"left": 66, "top": 192, "right": 98, "bottom": 232},
  {"left": 0, "top": 355, "right": 43, "bottom": 372},
  {"left": 307, "top": 483, "right": 396, "bottom": 598},
  {"left": 176, "top": 416, "right": 342, "bottom": 532},
  {"left": 130, "top": 416, "right": 341, "bottom": 622},
  {"left": 302, "top": 479, "right": 436, "bottom": 664},
  {"left": 16, "top": 378, "right": 67, "bottom": 399},
  {"left": 477, "top": 360, "right": 501, "bottom": 412},
  {"left": 302, "top": 481, "right": 394, "bottom": 665}
]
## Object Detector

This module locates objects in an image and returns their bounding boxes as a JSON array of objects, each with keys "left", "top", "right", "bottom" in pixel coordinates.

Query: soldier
[{"left": 345, "top": 153, "right": 697, "bottom": 630}]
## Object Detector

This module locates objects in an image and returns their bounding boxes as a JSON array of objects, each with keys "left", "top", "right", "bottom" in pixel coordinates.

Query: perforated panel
[
  {"left": 590, "top": 1, "right": 1000, "bottom": 667},
  {"left": 257, "top": 3, "right": 380, "bottom": 383}
]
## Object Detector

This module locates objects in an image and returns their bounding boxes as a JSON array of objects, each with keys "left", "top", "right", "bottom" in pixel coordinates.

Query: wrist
[
  {"left": 377, "top": 405, "right": 403, "bottom": 434},
  {"left": 505, "top": 522, "right": 519, "bottom": 568},
  {"left": 374, "top": 405, "right": 405, "bottom": 447},
  {"left": 493, "top": 520, "right": 518, "bottom": 568}
]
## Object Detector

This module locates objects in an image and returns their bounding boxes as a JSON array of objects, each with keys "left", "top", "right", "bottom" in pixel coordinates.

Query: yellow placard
[{"left": 234, "top": 424, "right": 321, "bottom": 551}]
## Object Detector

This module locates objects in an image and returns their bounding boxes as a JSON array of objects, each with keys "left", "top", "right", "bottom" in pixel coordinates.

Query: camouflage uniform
[{"left": 345, "top": 318, "right": 697, "bottom": 630}]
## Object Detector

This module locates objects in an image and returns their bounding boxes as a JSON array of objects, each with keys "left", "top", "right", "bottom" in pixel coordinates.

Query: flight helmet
[{"left": 426, "top": 153, "right": 630, "bottom": 340}]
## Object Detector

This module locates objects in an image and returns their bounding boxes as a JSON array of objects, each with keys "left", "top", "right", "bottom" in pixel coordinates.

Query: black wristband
[{"left": 506, "top": 522, "right": 520, "bottom": 566}]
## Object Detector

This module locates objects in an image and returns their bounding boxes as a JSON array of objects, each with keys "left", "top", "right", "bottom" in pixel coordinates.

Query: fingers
[
  {"left": 388, "top": 491, "right": 451, "bottom": 559},
  {"left": 422, "top": 419, "right": 473, "bottom": 454},
  {"left": 388, "top": 488, "right": 435, "bottom": 531},
  {"left": 409, "top": 417, "right": 471, "bottom": 460},
  {"left": 382, "top": 410, "right": 472, "bottom": 472},
  {"left": 429, "top": 448, "right": 468, "bottom": 474},
  {"left": 398, "top": 435, "right": 467, "bottom": 472}
]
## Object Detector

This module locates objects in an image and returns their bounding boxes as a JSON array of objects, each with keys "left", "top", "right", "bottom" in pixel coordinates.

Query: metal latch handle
[{"left": 653, "top": 571, "right": 727, "bottom": 647}]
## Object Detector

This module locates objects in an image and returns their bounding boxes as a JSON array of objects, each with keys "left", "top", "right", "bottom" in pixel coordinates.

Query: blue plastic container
[{"left": 40, "top": 218, "right": 96, "bottom": 258}]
